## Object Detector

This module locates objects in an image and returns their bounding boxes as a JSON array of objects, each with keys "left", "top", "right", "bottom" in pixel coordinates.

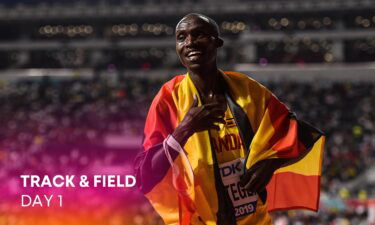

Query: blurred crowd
[
  {"left": 1, "top": 75, "right": 374, "bottom": 224},
  {"left": 1, "top": 9, "right": 375, "bottom": 69}
]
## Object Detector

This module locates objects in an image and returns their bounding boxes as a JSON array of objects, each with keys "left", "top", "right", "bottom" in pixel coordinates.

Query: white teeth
[{"left": 187, "top": 51, "right": 202, "bottom": 57}]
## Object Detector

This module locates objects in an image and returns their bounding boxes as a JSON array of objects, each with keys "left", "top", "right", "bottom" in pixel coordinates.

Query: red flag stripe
[
  {"left": 143, "top": 76, "right": 185, "bottom": 151},
  {"left": 266, "top": 172, "right": 320, "bottom": 212}
]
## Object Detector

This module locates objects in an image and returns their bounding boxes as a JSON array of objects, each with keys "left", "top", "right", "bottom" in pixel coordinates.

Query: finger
[
  {"left": 249, "top": 176, "right": 263, "bottom": 192},
  {"left": 202, "top": 102, "right": 223, "bottom": 110},
  {"left": 203, "top": 118, "right": 223, "bottom": 127},
  {"left": 199, "top": 108, "right": 225, "bottom": 120},
  {"left": 195, "top": 123, "right": 220, "bottom": 132},
  {"left": 245, "top": 171, "right": 273, "bottom": 193},
  {"left": 207, "top": 102, "right": 227, "bottom": 109},
  {"left": 210, "top": 117, "right": 226, "bottom": 124},
  {"left": 193, "top": 119, "right": 224, "bottom": 132},
  {"left": 244, "top": 174, "right": 258, "bottom": 192},
  {"left": 239, "top": 171, "right": 253, "bottom": 187},
  {"left": 241, "top": 168, "right": 262, "bottom": 191},
  {"left": 209, "top": 108, "right": 226, "bottom": 117},
  {"left": 202, "top": 117, "right": 226, "bottom": 127}
]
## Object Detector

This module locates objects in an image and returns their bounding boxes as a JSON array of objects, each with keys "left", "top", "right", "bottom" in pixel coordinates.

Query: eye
[
  {"left": 177, "top": 34, "right": 185, "bottom": 41},
  {"left": 196, "top": 31, "right": 210, "bottom": 39},
  {"left": 197, "top": 33, "right": 205, "bottom": 38}
]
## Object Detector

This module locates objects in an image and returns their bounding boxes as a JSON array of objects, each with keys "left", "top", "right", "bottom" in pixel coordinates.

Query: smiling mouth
[{"left": 187, "top": 51, "right": 203, "bottom": 57}]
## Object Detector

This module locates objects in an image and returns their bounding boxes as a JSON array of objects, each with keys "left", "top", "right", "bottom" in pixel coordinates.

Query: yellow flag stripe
[{"left": 275, "top": 136, "right": 325, "bottom": 176}]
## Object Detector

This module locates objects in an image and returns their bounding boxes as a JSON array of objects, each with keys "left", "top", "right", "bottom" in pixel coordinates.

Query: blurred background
[{"left": 0, "top": 0, "right": 375, "bottom": 224}]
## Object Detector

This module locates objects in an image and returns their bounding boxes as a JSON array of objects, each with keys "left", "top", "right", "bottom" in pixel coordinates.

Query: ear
[{"left": 216, "top": 37, "right": 224, "bottom": 47}]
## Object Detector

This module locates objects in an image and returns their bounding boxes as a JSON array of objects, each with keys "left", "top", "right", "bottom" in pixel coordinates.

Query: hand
[
  {"left": 239, "top": 158, "right": 287, "bottom": 193},
  {"left": 172, "top": 95, "right": 226, "bottom": 147}
]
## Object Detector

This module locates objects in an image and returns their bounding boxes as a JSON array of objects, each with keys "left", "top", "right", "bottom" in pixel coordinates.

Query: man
[{"left": 135, "top": 13, "right": 324, "bottom": 225}]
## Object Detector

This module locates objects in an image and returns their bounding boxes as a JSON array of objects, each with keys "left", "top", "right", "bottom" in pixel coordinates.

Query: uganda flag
[{"left": 135, "top": 71, "right": 324, "bottom": 225}]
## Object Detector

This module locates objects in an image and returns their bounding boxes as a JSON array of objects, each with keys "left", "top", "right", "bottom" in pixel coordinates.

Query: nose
[{"left": 185, "top": 34, "right": 197, "bottom": 47}]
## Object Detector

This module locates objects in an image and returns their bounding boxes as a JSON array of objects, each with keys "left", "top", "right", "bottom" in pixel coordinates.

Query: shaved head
[
  {"left": 176, "top": 13, "right": 220, "bottom": 38},
  {"left": 175, "top": 13, "right": 223, "bottom": 72}
]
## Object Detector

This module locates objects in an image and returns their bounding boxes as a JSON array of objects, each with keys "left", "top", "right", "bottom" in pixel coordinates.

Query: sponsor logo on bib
[{"left": 219, "top": 158, "right": 258, "bottom": 218}]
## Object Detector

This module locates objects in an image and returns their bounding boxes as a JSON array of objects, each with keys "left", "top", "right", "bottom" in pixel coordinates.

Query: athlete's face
[{"left": 175, "top": 16, "right": 222, "bottom": 71}]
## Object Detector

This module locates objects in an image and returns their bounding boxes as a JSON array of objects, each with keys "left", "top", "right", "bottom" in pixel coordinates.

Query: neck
[{"left": 188, "top": 64, "right": 221, "bottom": 96}]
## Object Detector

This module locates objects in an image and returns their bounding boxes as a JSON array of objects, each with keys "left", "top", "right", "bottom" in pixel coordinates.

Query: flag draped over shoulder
[{"left": 135, "top": 71, "right": 325, "bottom": 225}]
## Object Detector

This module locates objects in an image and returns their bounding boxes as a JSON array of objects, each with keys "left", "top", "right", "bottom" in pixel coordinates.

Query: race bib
[{"left": 219, "top": 158, "right": 258, "bottom": 218}]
